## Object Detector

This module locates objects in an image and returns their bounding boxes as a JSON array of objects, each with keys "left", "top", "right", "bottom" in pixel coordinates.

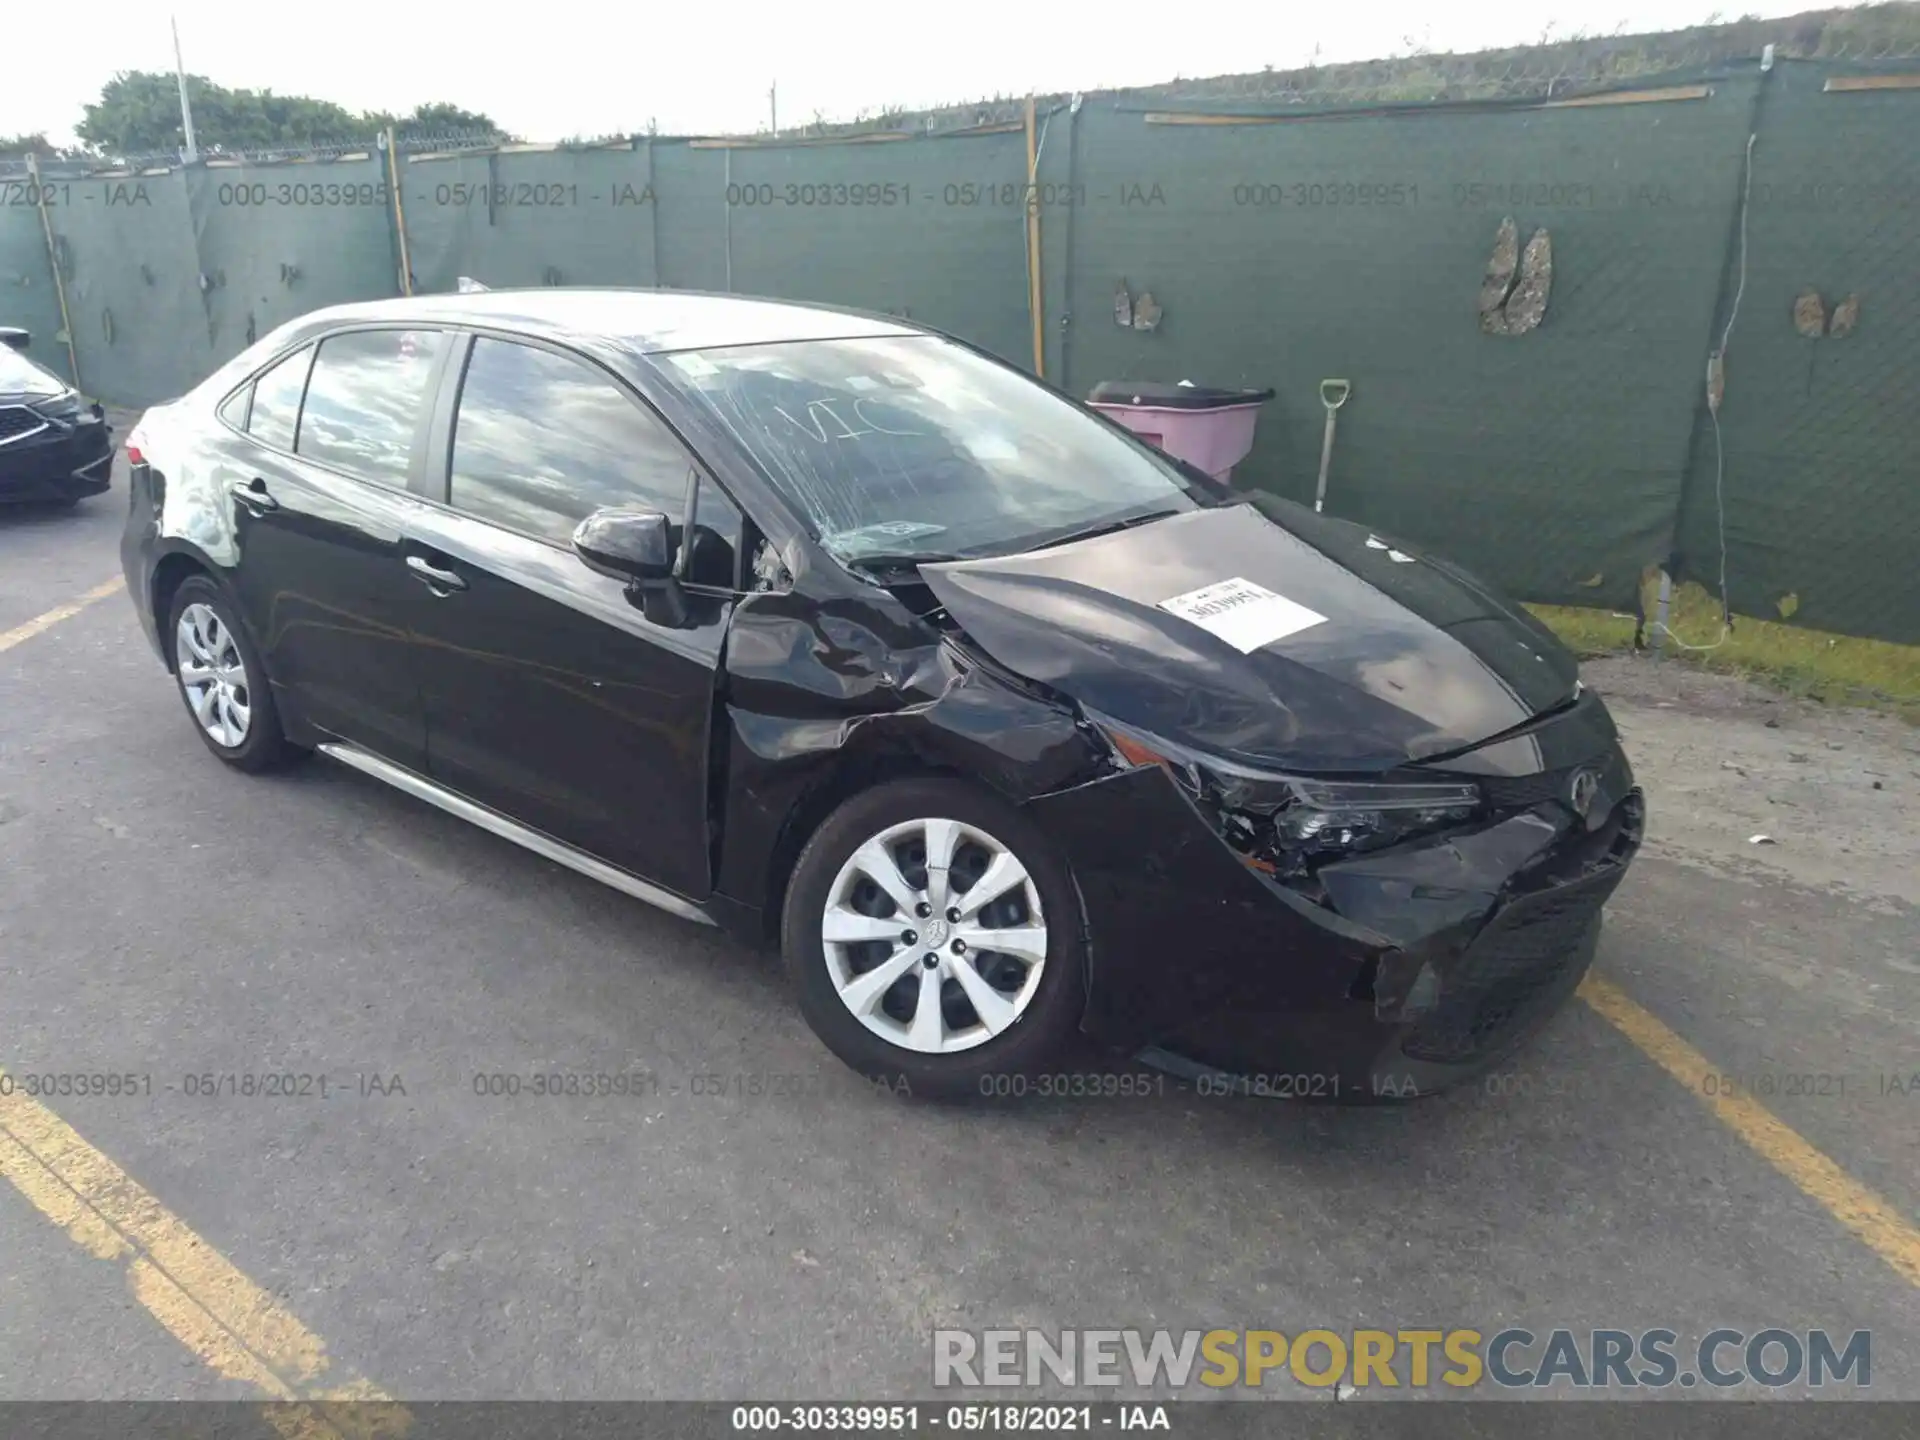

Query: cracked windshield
[{"left": 667, "top": 336, "right": 1200, "bottom": 564}]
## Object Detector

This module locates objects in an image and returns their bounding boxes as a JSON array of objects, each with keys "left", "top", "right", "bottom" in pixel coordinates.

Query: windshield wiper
[
  {"left": 839, "top": 508, "right": 1178, "bottom": 575},
  {"left": 1029, "top": 508, "right": 1180, "bottom": 551},
  {"left": 838, "top": 551, "right": 967, "bottom": 575}
]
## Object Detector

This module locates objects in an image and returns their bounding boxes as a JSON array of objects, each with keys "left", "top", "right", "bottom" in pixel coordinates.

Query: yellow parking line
[
  {"left": 0, "top": 1073, "right": 410, "bottom": 1439},
  {"left": 0, "top": 577, "right": 124, "bottom": 654},
  {"left": 1580, "top": 974, "right": 1920, "bottom": 1289}
]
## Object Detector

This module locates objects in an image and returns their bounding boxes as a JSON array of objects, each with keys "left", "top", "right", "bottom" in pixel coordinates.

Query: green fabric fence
[{"left": 4, "top": 55, "right": 1913, "bottom": 643}]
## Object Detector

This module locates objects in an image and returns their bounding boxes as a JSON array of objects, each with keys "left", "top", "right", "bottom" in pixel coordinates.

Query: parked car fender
[{"left": 709, "top": 588, "right": 1109, "bottom": 943}]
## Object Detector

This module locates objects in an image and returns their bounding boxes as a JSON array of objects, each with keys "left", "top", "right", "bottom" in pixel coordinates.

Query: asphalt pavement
[{"left": 2, "top": 438, "right": 1915, "bottom": 1406}]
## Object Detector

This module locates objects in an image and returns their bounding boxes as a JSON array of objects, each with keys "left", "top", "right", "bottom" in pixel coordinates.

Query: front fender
[{"left": 709, "top": 589, "right": 1108, "bottom": 926}]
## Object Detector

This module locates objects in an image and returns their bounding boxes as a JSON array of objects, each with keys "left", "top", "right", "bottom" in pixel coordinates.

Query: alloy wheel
[
  {"left": 176, "top": 602, "right": 251, "bottom": 748},
  {"left": 821, "top": 816, "right": 1048, "bottom": 1054}
]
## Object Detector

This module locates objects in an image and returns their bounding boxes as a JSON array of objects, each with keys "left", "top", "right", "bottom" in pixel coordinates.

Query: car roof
[{"left": 300, "top": 288, "right": 922, "bottom": 355}]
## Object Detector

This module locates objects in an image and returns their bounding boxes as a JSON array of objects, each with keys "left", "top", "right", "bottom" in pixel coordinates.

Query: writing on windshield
[{"left": 668, "top": 336, "right": 1195, "bottom": 562}]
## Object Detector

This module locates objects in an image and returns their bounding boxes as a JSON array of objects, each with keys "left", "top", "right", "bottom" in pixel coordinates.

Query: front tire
[
  {"left": 166, "top": 575, "right": 296, "bottom": 773},
  {"left": 782, "top": 778, "right": 1086, "bottom": 1100}
]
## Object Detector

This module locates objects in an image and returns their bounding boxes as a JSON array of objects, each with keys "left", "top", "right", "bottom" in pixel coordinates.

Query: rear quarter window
[
  {"left": 218, "top": 387, "right": 251, "bottom": 430},
  {"left": 245, "top": 345, "right": 314, "bottom": 451}
]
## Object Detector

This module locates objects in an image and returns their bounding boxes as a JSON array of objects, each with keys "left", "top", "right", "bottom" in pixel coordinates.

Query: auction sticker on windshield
[{"left": 1157, "top": 578, "right": 1327, "bottom": 653}]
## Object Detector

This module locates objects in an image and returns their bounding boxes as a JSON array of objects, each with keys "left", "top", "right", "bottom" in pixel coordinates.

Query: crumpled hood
[{"left": 919, "top": 497, "right": 1580, "bottom": 772}]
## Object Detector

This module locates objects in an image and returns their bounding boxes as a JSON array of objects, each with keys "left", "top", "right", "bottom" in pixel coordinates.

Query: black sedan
[
  {"left": 121, "top": 289, "right": 1642, "bottom": 1100},
  {"left": 0, "top": 328, "right": 113, "bottom": 505}
]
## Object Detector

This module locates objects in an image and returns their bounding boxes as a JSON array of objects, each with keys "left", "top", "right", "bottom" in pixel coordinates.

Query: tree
[
  {"left": 362, "top": 102, "right": 510, "bottom": 145},
  {"left": 396, "top": 102, "right": 503, "bottom": 137},
  {"left": 0, "top": 132, "right": 61, "bottom": 159},
  {"left": 78, "top": 72, "right": 360, "bottom": 154},
  {"left": 75, "top": 71, "right": 502, "bottom": 157}
]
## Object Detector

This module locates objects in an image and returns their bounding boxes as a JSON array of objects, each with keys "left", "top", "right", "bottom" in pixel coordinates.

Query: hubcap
[
  {"left": 175, "top": 603, "right": 251, "bottom": 748},
  {"left": 821, "top": 816, "right": 1048, "bottom": 1054}
]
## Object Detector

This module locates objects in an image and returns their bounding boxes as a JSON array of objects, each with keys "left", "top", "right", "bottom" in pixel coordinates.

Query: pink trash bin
[{"left": 1087, "top": 381, "right": 1275, "bottom": 481}]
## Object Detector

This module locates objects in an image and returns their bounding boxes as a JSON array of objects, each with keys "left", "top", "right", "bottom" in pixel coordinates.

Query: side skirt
[{"left": 316, "top": 741, "right": 716, "bottom": 928}]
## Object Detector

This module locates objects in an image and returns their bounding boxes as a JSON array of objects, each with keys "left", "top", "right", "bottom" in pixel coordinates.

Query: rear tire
[
  {"left": 781, "top": 777, "right": 1086, "bottom": 1100},
  {"left": 166, "top": 575, "right": 297, "bottom": 773}
]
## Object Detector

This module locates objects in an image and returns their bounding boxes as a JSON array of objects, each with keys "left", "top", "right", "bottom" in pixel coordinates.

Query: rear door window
[
  {"left": 245, "top": 345, "right": 314, "bottom": 451},
  {"left": 294, "top": 329, "right": 445, "bottom": 487},
  {"left": 449, "top": 338, "right": 690, "bottom": 545}
]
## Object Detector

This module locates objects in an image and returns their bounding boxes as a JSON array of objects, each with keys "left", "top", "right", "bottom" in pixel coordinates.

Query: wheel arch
[
  {"left": 742, "top": 730, "right": 1098, "bottom": 995},
  {"left": 150, "top": 548, "right": 220, "bottom": 673},
  {"left": 711, "top": 622, "right": 1110, "bottom": 952},
  {"left": 746, "top": 738, "right": 975, "bottom": 951}
]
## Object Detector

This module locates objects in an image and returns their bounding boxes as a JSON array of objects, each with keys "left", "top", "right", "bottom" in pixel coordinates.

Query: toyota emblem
[{"left": 1568, "top": 767, "right": 1601, "bottom": 817}]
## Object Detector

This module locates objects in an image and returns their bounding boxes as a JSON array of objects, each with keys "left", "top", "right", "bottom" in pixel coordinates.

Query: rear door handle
[
  {"left": 406, "top": 554, "right": 468, "bottom": 593},
  {"left": 231, "top": 478, "right": 278, "bottom": 514}
]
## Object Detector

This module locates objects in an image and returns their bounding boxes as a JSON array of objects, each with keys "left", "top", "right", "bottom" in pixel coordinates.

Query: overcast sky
[{"left": 8, "top": 0, "right": 1819, "bottom": 146}]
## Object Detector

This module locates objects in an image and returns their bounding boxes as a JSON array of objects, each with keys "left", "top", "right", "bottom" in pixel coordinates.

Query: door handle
[
  {"left": 231, "top": 478, "right": 278, "bottom": 514},
  {"left": 406, "top": 554, "right": 468, "bottom": 592}
]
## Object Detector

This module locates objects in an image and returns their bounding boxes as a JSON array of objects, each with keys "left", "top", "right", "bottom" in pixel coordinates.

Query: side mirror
[
  {"left": 572, "top": 506, "right": 691, "bottom": 627},
  {"left": 572, "top": 506, "right": 675, "bottom": 585},
  {"left": 0, "top": 328, "right": 29, "bottom": 352}
]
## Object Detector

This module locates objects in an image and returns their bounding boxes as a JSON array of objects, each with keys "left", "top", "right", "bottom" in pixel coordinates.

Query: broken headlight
[
  {"left": 1092, "top": 714, "right": 1481, "bottom": 868},
  {"left": 1257, "top": 776, "right": 1482, "bottom": 858}
]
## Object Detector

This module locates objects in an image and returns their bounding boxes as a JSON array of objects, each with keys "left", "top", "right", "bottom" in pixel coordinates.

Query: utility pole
[
  {"left": 769, "top": 82, "right": 778, "bottom": 138},
  {"left": 171, "top": 15, "right": 199, "bottom": 161}
]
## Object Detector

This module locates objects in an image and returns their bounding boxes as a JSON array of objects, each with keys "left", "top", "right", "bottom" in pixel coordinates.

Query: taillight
[{"left": 126, "top": 430, "right": 148, "bottom": 466}]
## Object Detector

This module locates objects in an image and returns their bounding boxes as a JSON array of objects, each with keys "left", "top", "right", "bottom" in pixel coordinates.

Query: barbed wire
[
  {"left": 0, "top": 129, "right": 507, "bottom": 179},
  {"left": 1142, "top": 37, "right": 1920, "bottom": 106},
  {"left": 901, "top": 39, "right": 1920, "bottom": 130},
  {"left": 4, "top": 28, "right": 1917, "bottom": 170},
  {"left": 722, "top": 34, "right": 1920, "bottom": 138}
]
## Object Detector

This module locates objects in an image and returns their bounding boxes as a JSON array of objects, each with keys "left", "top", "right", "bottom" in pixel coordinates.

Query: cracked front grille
[{"left": 1400, "top": 867, "right": 1617, "bottom": 1065}]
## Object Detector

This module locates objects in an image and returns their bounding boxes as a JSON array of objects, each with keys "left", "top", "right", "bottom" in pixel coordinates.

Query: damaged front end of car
[
  {"left": 879, "top": 496, "right": 1649, "bottom": 1098},
  {"left": 1025, "top": 695, "right": 1644, "bottom": 1099},
  {"left": 708, "top": 489, "right": 1645, "bottom": 1099},
  {"left": 1091, "top": 715, "right": 1484, "bottom": 887}
]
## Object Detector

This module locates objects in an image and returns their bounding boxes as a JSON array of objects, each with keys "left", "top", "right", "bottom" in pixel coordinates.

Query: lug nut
[
  {"left": 901, "top": 930, "right": 918, "bottom": 946},
  {"left": 946, "top": 907, "right": 961, "bottom": 924},
  {"left": 951, "top": 939, "right": 967, "bottom": 955},
  {"left": 922, "top": 954, "right": 939, "bottom": 969},
  {"left": 915, "top": 902, "right": 932, "bottom": 919}
]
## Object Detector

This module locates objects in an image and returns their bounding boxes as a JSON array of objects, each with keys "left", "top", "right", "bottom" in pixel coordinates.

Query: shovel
[{"left": 1313, "top": 378, "right": 1351, "bottom": 514}]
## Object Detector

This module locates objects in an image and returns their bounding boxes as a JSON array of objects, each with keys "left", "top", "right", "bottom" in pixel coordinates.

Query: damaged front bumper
[{"left": 1024, "top": 742, "right": 1643, "bottom": 1100}]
